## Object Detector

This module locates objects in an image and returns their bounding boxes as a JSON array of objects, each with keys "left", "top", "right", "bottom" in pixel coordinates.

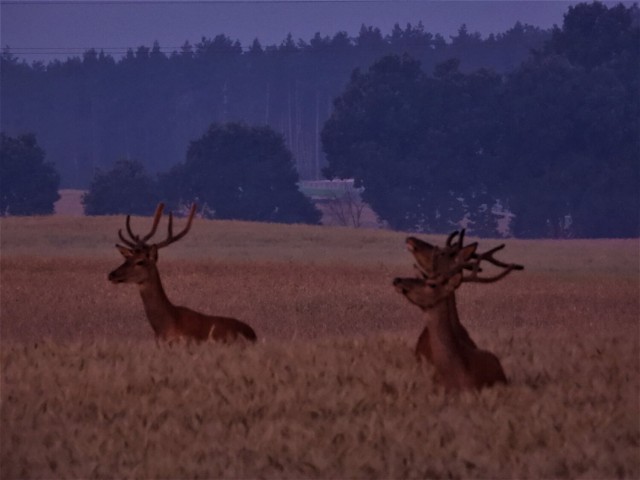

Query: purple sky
[{"left": 2, "top": 1, "right": 583, "bottom": 63}]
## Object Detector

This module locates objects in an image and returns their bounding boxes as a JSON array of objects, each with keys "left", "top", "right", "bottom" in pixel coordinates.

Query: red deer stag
[
  {"left": 108, "top": 203, "right": 257, "bottom": 343},
  {"left": 394, "top": 235, "right": 523, "bottom": 391},
  {"left": 406, "top": 231, "right": 478, "bottom": 362}
]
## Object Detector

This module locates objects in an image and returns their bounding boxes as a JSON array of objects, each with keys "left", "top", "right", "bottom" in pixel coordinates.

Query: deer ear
[
  {"left": 116, "top": 245, "right": 134, "bottom": 258},
  {"left": 407, "top": 237, "right": 437, "bottom": 273},
  {"left": 456, "top": 243, "right": 477, "bottom": 263},
  {"left": 444, "top": 273, "right": 463, "bottom": 293},
  {"left": 406, "top": 237, "right": 435, "bottom": 252}
]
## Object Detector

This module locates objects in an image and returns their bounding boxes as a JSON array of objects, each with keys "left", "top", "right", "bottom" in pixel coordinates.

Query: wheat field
[{"left": 1, "top": 215, "right": 639, "bottom": 478}]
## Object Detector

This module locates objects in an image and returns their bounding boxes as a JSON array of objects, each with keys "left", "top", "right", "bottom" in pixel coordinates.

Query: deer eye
[{"left": 135, "top": 260, "right": 146, "bottom": 266}]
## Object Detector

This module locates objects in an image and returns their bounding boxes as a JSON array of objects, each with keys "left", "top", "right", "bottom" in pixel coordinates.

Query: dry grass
[{"left": 1, "top": 215, "right": 639, "bottom": 478}]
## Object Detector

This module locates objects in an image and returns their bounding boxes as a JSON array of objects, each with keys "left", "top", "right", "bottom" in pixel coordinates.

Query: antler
[
  {"left": 118, "top": 203, "right": 165, "bottom": 248},
  {"left": 446, "top": 229, "right": 464, "bottom": 249},
  {"left": 154, "top": 203, "right": 197, "bottom": 249},
  {"left": 457, "top": 243, "right": 524, "bottom": 284},
  {"left": 463, "top": 245, "right": 523, "bottom": 283},
  {"left": 408, "top": 229, "right": 524, "bottom": 284},
  {"left": 428, "top": 228, "right": 524, "bottom": 284}
]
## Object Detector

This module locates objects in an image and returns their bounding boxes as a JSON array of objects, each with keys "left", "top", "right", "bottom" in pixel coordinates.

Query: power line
[
  {"left": 4, "top": 36, "right": 445, "bottom": 56},
  {"left": 3, "top": 45, "right": 267, "bottom": 56},
  {"left": 3, "top": 0, "right": 372, "bottom": 4},
  {"left": 6, "top": 47, "right": 186, "bottom": 52}
]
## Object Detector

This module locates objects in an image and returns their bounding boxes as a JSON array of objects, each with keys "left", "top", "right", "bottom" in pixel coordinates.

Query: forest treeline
[
  {"left": 322, "top": 2, "right": 639, "bottom": 238},
  {"left": 1, "top": 20, "right": 550, "bottom": 186},
  {"left": 1, "top": 2, "right": 638, "bottom": 237}
]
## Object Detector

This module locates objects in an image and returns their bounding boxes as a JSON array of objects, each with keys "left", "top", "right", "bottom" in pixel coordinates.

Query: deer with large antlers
[
  {"left": 406, "top": 231, "right": 477, "bottom": 362},
  {"left": 108, "top": 203, "right": 257, "bottom": 343},
  {"left": 394, "top": 231, "right": 523, "bottom": 391}
]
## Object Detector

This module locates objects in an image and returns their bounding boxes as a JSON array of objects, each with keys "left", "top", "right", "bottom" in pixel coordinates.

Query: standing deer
[
  {"left": 108, "top": 203, "right": 257, "bottom": 343},
  {"left": 394, "top": 233, "right": 523, "bottom": 391}
]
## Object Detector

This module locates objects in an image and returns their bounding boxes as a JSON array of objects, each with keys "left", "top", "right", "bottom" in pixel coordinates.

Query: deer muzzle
[
  {"left": 108, "top": 268, "right": 125, "bottom": 283},
  {"left": 393, "top": 277, "right": 410, "bottom": 295}
]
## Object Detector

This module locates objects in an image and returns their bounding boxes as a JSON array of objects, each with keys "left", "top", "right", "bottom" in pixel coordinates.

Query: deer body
[
  {"left": 395, "top": 235, "right": 522, "bottom": 392},
  {"left": 108, "top": 204, "right": 257, "bottom": 344},
  {"left": 394, "top": 273, "right": 507, "bottom": 391},
  {"left": 423, "top": 297, "right": 506, "bottom": 391},
  {"left": 422, "top": 299, "right": 474, "bottom": 390},
  {"left": 415, "top": 326, "right": 432, "bottom": 362}
]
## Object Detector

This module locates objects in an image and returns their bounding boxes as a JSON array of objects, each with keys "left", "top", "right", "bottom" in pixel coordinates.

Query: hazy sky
[{"left": 2, "top": 1, "right": 582, "bottom": 63}]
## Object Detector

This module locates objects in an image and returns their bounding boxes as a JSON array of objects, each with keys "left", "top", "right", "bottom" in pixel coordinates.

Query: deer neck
[
  {"left": 424, "top": 295, "right": 468, "bottom": 369},
  {"left": 446, "top": 294, "right": 460, "bottom": 326},
  {"left": 137, "top": 266, "right": 178, "bottom": 336}
]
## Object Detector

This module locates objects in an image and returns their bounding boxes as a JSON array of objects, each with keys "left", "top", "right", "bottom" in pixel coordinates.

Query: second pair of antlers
[{"left": 410, "top": 229, "right": 524, "bottom": 284}]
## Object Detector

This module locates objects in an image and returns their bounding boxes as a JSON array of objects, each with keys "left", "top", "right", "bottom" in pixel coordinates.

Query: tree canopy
[
  {"left": 82, "top": 159, "right": 159, "bottom": 215},
  {"left": 162, "top": 123, "right": 321, "bottom": 224},
  {"left": 0, "top": 22, "right": 550, "bottom": 188},
  {"left": 0, "top": 133, "right": 60, "bottom": 216},
  {"left": 322, "top": 2, "right": 639, "bottom": 237},
  {"left": 500, "top": 1, "right": 639, "bottom": 237}
]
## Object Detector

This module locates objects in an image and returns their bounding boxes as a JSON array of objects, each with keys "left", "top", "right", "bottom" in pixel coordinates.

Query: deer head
[
  {"left": 395, "top": 231, "right": 524, "bottom": 310},
  {"left": 393, "top": 243, "right": 476, "bottom": 309},
  {"left": 108, "top": 203, "right": 196, "bottom": 285},
  {"left": 407, "top": 230, "right": 524, "bottom": 282}
]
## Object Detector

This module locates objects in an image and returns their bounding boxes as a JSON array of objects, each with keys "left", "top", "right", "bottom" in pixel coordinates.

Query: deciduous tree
[
  {"left": 0, "top": 133, "right": 60, "bottom": 215},
  {"left": 162, "top": 123, "right": 321, "bottom": 224},
  {"left": 82, "top": 159, "right": 159, "bottom": 215},
  {"left": 322, "top": 55, "right": 502, "bottom": 234}
]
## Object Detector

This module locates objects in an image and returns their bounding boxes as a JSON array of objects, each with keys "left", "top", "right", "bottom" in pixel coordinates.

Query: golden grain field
[{"left": 1, "top": 215, "right": 639, "bottom": 478}]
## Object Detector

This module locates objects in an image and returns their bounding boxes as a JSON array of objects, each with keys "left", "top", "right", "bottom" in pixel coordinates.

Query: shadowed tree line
[
  {"left": 1, "top": 123, "right": 322, "bottom": 224},
  {"left": 322, "top": 2, "right": 639, "bottom": 238},
  {"left": 0, "top": 133, "right": 60, "bottom": 215},
  {"left": 0, "top": 21, "right": 550, "bottom": 187},
  {"left": 83, "top": 123, "right": 323, "bottom": 224},
  {"left": 1, "top": 2, "right": 637, "bottom": 237}
]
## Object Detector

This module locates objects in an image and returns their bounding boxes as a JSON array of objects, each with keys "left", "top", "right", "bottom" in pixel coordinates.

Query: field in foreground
[{"left": 1, "top": 216, "right": 639, "bottom": 478}]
